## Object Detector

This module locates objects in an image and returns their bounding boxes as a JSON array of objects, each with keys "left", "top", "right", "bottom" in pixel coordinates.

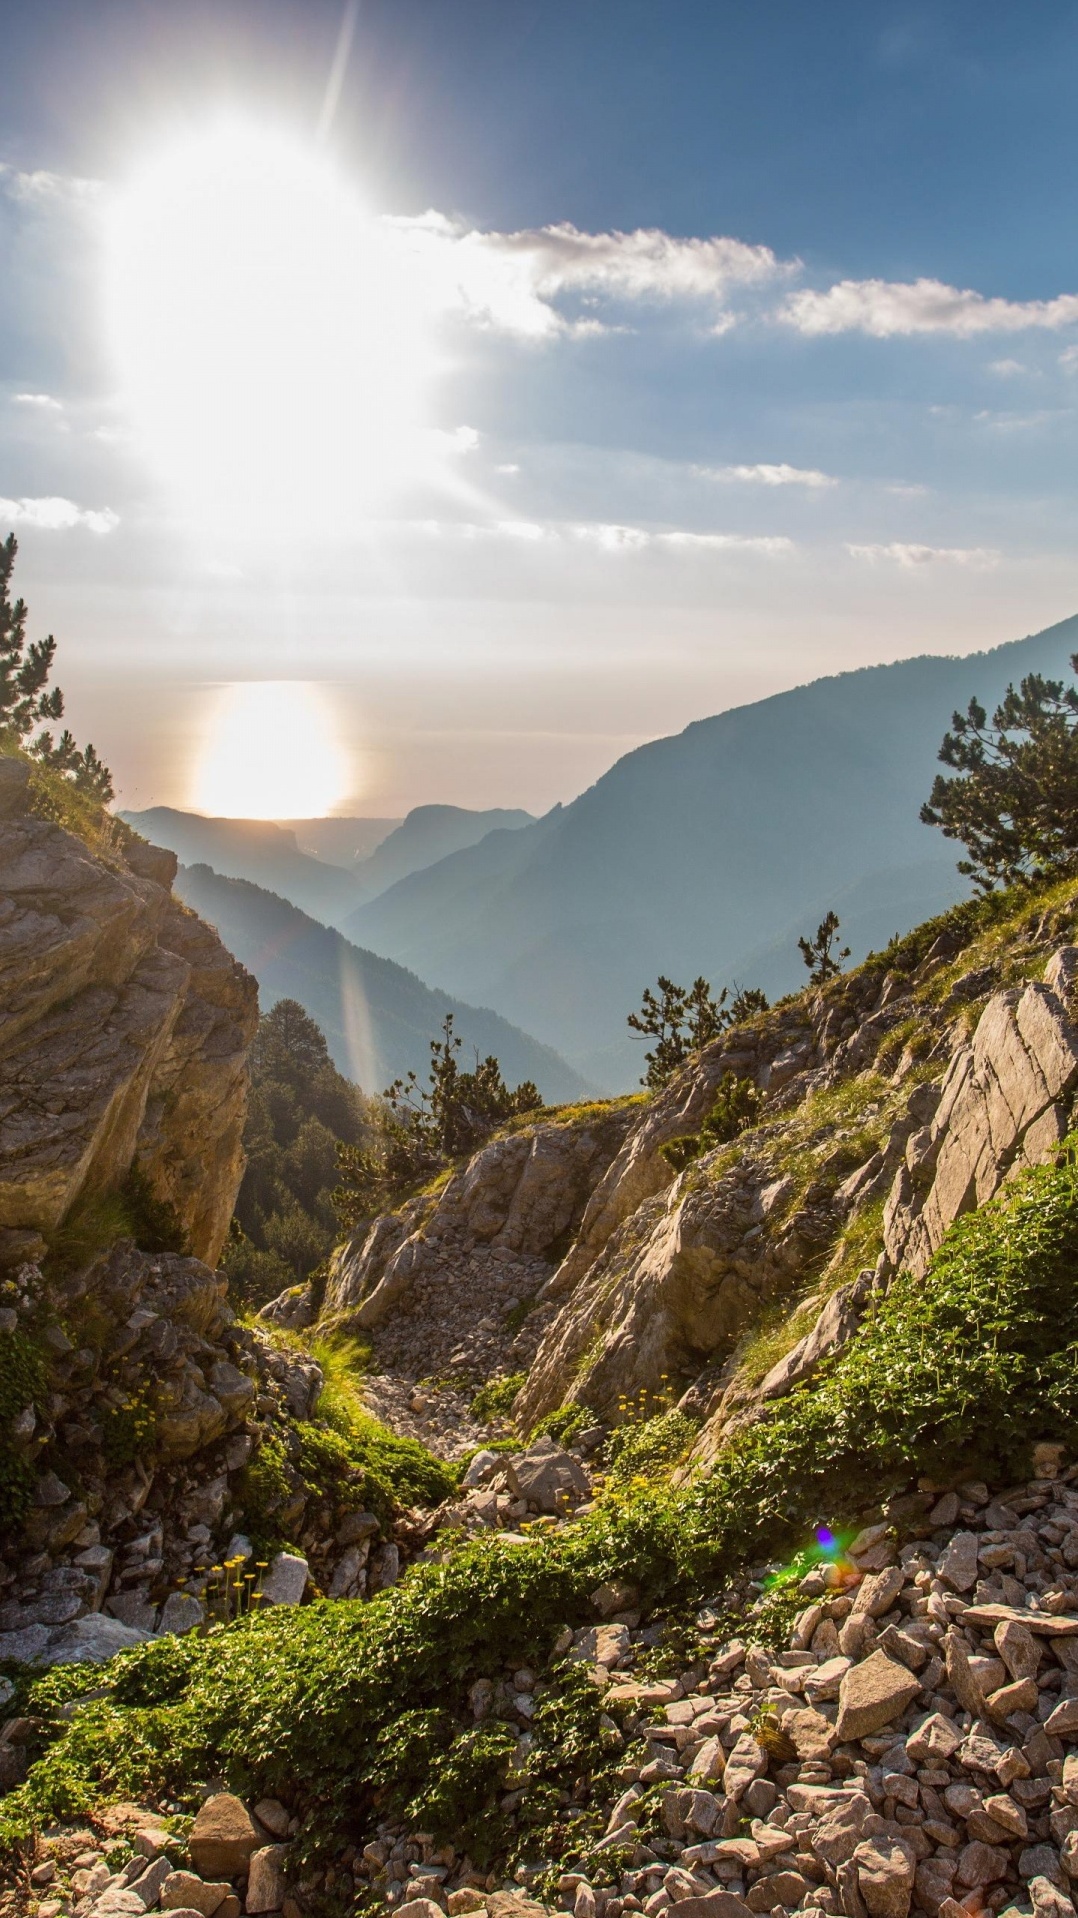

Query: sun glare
[
  {"left": 104, "top": 122, "right": 435, "bottom": 538},
  {"left": 193, "top": 681, "right": 350, "bottom": 818}
]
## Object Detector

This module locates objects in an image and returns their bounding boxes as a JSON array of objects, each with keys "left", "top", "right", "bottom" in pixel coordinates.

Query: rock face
[
  {"left": 326, "top": 1104, "right": 636, "bottom": 1330},
  {"left": 883, "top": 954, "right": 1078, "bottom": 1279},
  {"left": 0, "top": 794, "right": 257, "bottom": 1265}
]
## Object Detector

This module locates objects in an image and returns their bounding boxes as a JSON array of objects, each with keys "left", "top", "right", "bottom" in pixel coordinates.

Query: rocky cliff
[{"left": 0, "top": 757, "right": 256, "bottom": 1266}]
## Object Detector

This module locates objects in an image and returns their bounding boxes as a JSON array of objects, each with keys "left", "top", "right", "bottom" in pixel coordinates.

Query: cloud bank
[
  {"left": 0, "top": 496, "right": 118, "bottom": 534},
  {"left": 784, "top": 277, "right": 1078, "bottom": 338}
]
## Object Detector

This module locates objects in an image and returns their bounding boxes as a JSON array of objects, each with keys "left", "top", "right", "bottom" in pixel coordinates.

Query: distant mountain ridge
[
  {"left": 125, "top": 802, "right": 536, "bottom": 927},
  {"left": 173, "top": 861, "right": 591, "bottom": 1104},
  {"left": 121, "top": 808, "right": 363, "bottom": 927},
  {"left": 342, "top": 612, "right": 1078, "bottom": 1087}
]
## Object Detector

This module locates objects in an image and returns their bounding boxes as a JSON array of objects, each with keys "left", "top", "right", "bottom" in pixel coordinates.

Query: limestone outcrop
[
  {"left": 882, "top": 952, "right": 1078, "bottom": 1280},
  {"left": 325, "top": 1102, "right": 636, "bottom": 1332},
  {"left": 0, "top": 789, "right": 257, "bottom": 1265}
]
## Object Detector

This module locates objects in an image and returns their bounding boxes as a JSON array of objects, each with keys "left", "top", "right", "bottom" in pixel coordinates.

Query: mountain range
[
  {"left": 172, "top": 860, "right": 589, "bottom": 1103},
  {"left": 340, "top": 613, "right": 1078, "bottom": 1085},
  {"left": 123, "top": 802, "right": 535, "bottom": 928}
]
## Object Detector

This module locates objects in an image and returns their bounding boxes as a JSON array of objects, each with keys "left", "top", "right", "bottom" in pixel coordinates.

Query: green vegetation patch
[
  {"left": 0, "top": 1318, "right": 47, "bottom": 1528},
  {"left": 470, "top": 1373, "right": 526, "bottom": 1422}
]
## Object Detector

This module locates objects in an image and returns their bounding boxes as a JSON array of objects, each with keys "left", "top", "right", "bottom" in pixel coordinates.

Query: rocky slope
[
  {"left": 318, "top": 872, "right": 1078, "bottom": 1480},
  {"left": 0, "top": 762, "right": 429, "bottom": 1742}
]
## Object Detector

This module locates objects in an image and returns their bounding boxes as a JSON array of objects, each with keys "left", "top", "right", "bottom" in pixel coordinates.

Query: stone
[
  {"left": 963, "top": 1606, "right": 1078, "bottom": 1636},
  {"left": 687, "top": 1736, "right": 726, "bottom": 1782},
  {"left": 505, "top": 1448, "right": 590, "bottom": 1513},
  {"left": 128, "top": 1857, "right": 173, "bottom": 1908},
  {"left": 745, "top": 1871, "right": 809, "bottom": 1911},
  {"left": 40, "top": 1614, "right": 151, "bottom": 1665},
  {"left": 396, "top": 1902, "right": 446, "bottom": 1918},
  {"left": 661, "top": 1896, "right": 752, "bottom": 1918},
  {"left": 760, "top": 1268, "right": 878, "bottom": 1399},
  {"left": 812, "top": 1791, "right": 874, "bottom": 1867},
  {"left": 997, "top": 1618, "right": 1041, "bottom": 1680},
  {"left": 0, "top": 817, "right": 256, "bottom": 1263},
  {"left": 189, "top": 1795, "right": 261, "bottom": 1879},
  {"left": 0, "top": 1623, "right": 50, "bottom": 1663},
  {"left": 161, "top": 1877, "right": 230, "bottom": 1916},
  {"left": 253, "top": 1799, "right": 290, "bottom": 1839},
  {"left": 336, "top": 1509, "right": 379, "bottom": 1545},
  {"left": 461, "top": 1450, "right": 501, "bottom": 1488},
  {"left": 956, "top": 1842, "right": 1009, "bottom": 1888},
  {"left": 260, "top": 1552, "right": 308, "bottom": 1606},
  {"left": 945, "top": 1630, "right": 988, "bottom": 1716},
  {"left": 1030, "top": 1880, "right": 1078, "bottom": 1918},
  {"left": 447, "top": 1895, "right": 487, "bottom": 1915},
  {"left": 722, "top": 1732, "right": 768, "bottom": 1801},
  {"left": 907, "top": 1712, "right": 964, "bottom": 1765},
  {"left": 157, "top": 1593, "right": 205, "bottom": 1636},
  {"left": 938, "top": 1532, "right": 981, "bottom": 1593},
  {"left": 854, "top": 1837, "right": 916, "bottom": 1918},
  {"left": 245, "top": 1844, "right": 288, "bottom": 1913},
  {"left": 1046, "top": 1697, "right": 1078, "bottom": 1737},
  {"left": 1023, "top": 1849, "right": 1067, "bottom": 1889},
  {"left": 835, "top": 1650, "right": 921, "bottom": 1741},
  {"left": 569, "top": 1625, "right": 630, "bottom": 1669},
  {"left": 783, "top": 1703, "right": 836, "bottom": 1760},
  {"left": 107, "top": 1591, "right": 158, "bottom": 1632},
  {"left": 989, "top": 1677, "right": 1040, "bottom": 1719}
]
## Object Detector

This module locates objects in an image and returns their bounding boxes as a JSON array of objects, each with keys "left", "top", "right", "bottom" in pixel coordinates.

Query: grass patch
[{"left": 470, "top": 1373, "right": 526, "bottom": 1423}]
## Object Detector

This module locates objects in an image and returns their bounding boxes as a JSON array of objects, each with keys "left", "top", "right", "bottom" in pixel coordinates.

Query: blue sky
[{"left": 1, "top": 1, "right": 1077, "bottom": 816}]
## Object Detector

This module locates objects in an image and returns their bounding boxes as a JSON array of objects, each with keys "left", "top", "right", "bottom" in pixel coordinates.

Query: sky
[{"left": 1, "top": 0, "right": 1078, "bottom": 819}]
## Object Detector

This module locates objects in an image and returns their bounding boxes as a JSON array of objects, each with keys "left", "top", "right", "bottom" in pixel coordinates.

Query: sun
[
  {"left": 103, "top": 121, "right": 435, "bottom": 539},
  {"left": 192, "top": 682, "right": 350, "bottom": 818}
]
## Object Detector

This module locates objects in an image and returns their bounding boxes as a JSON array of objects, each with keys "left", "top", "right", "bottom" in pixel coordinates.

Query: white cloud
[
  {"left": 847, "top": 541, "right": 998, "bottom": 568},
  {"left": 0, "top": 496, "right": 118, "bottom": 534},
  {"left": 385, "top": 212, "right": 790, "bottom": 339},
  {"left": 989, "top": 359, "right": 1028, "bottom": 377},
  {"left": 1060, "top": 346, "right": 1078, "bottom": 371},
  {"left": 406, "top": 517, "right": 793, "bottom": 556},
  {"left": 0, "top": 162, "right": 100, "bottom": 208},
  {"left": 12, "top": 392, "right": 63, "bottom": 411},
  {"left": 695, "top": 460, "right": 836, "bottom": 488},
  {"left": 783, "top": 277, "right": 1078, "bottom": 339}
]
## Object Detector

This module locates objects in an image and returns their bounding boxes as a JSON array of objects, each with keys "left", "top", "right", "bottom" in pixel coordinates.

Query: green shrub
[
  {"left": 470, "top": 1373, "right": 525, "bottom": 1422},
  {"left": 528, "top": 1403, "right": 591, "bottom": 1446},
  {"left": 100, "top": 1386, "right": 160, "bottom": 1469},
  {"left": 605, "top": 1410, "right": 699, "bottom": 1484},
  {"left": 660, "top": 1073, "right": 762, "bottom": 1172}
]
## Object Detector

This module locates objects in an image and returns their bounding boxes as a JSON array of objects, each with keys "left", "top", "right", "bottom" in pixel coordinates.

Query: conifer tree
[{"left": 0, "top": 532, "right": 113, "bottom": 800}]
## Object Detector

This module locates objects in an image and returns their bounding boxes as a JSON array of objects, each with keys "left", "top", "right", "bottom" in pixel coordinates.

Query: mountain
[
  {"left": 342, "top": 612, "right": 1078, "bottom": 1086},
  {"left": 352, "top": 804, "right": 535, "bottom": 899},
  {"left": 277, "top": 816, "right": 403, "bottom": 868},
  {"left": 123, "top": 805, "right": 536, "bottom": 925},
  {"left": 172, "top": 861, "right": 591, "bottom": 1103},
  {"left": 121, "top": 808, "right": 363, "bottom": 927}
]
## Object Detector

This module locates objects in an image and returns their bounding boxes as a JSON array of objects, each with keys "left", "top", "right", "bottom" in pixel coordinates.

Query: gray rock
[
  {"left": 505, "top": 1447, "right": 589, "bottom": 1513},
  {"left": 0, "top": 1623, "right": 50, "bottom": 1663},
  {"left": 40, "top": 1613, "right": 151, "bottom": 1665},
  {"left": 107, "top": 1590, "right": 158, "bottom": 1632},
  {"left": 461, "top": 1448, "right": 501, "bottom": 1488},
  {"left": 260, "top": 1551, "right": 309, "bottom": 1606},
  {"left": 157, "top": 1593, "right": 205, "bottom": 1636}
]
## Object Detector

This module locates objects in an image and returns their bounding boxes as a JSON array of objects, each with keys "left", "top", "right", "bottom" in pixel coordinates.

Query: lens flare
[
  {"left": 104, "top": 120, "right": 436, "bottom": 538},
  {"left": 192, "top": 681, "right": 349, "bottom": 819}
]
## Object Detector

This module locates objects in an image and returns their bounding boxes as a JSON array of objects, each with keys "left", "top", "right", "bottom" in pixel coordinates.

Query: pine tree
[
  {"left": 920, "top": 662, "right": 1078, "bottom": 890},
  {"left": 798, "top": 910, "right": 850, "bottom": 985},
  {"left": 0, "top": 532, "right": 114, "bottom": 800},
  {"left": 628, "top": 974, "right": 769, "bottom": 1088}
]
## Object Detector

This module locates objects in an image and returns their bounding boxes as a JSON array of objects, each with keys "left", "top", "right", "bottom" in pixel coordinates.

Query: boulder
[
  {"left": 189, "top": 1794, "right": 261, "bottom": 1879},
  {"left": 855, "top": 1837, "right": 916, "bottom": 1918},
  {"left": 245, "top": 1845, "right": 288, "bottom": 1914},
  {"left": 835, "top": 1650, "right": 921, "bottom": 1741},
  {"left": 260, "top": 1552, "right": 309, "bottom": 1607},
  {"left": 161, "top": 1875, "right": 230, "bottom": 1916},
  {"left": 504, "top": 1447, "right": 590, "bottom": 1513}
]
